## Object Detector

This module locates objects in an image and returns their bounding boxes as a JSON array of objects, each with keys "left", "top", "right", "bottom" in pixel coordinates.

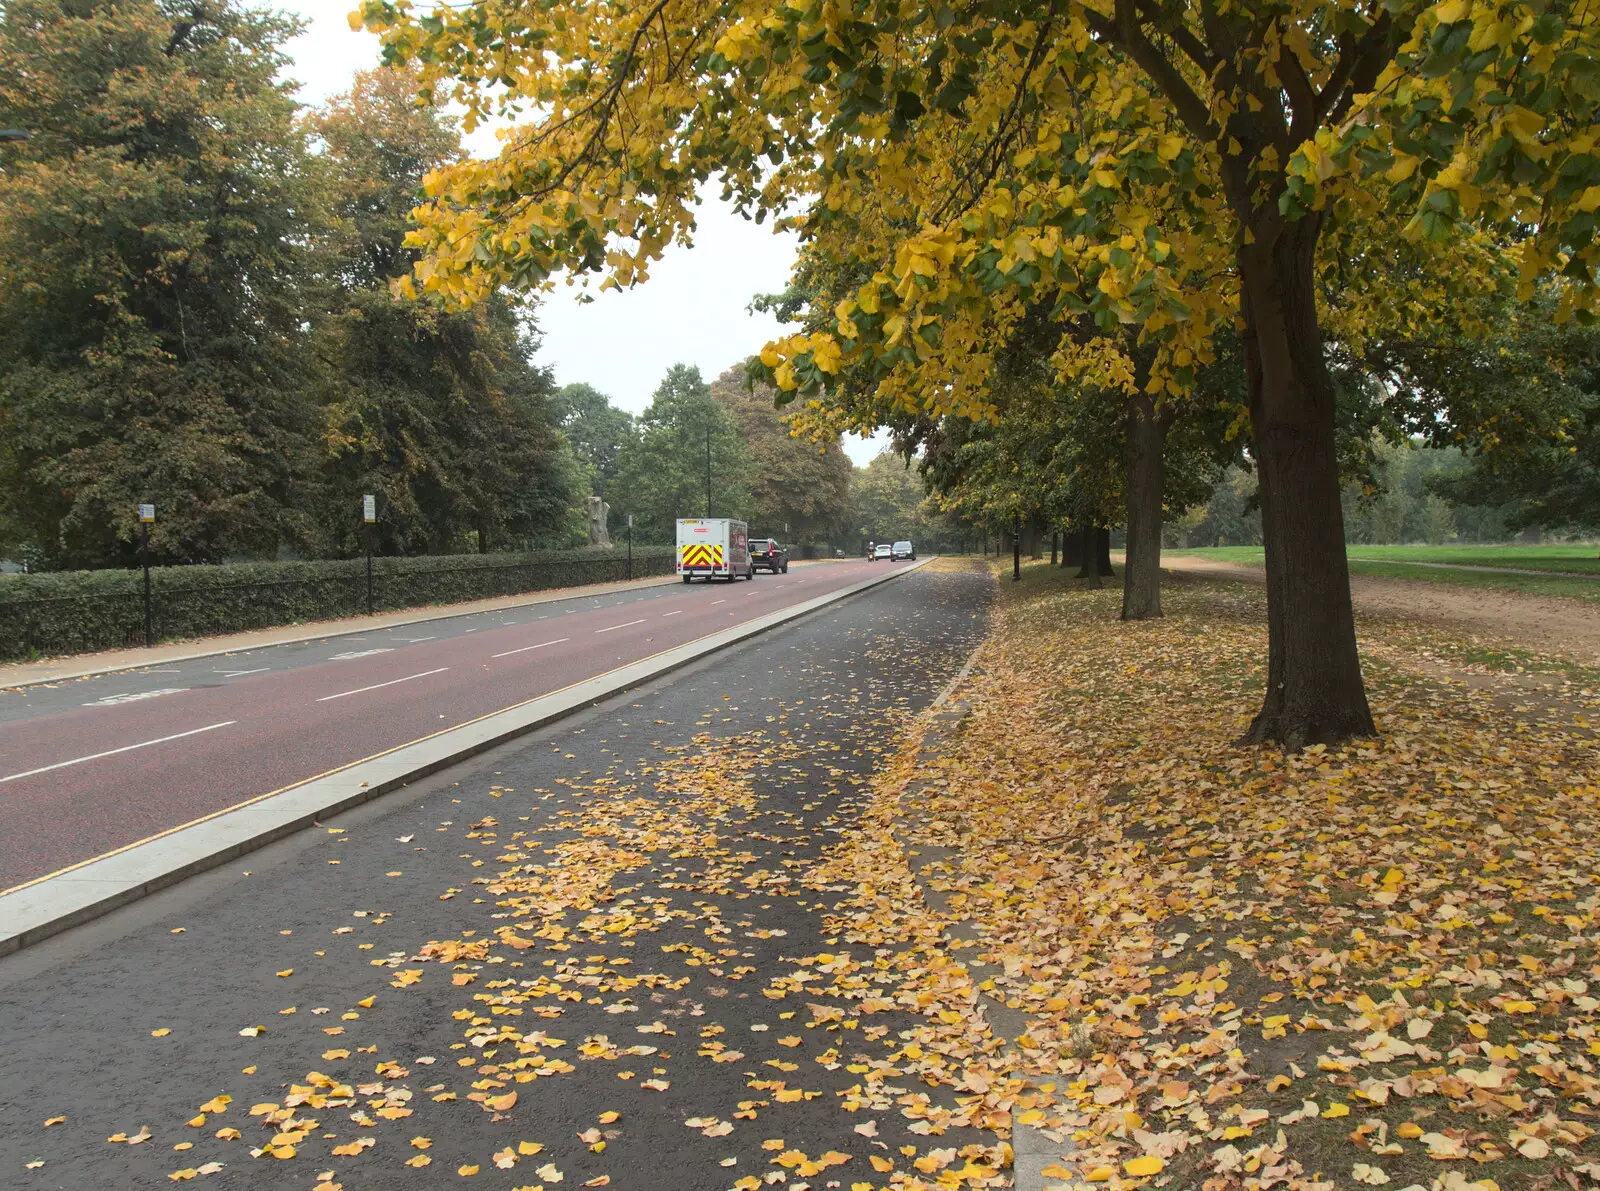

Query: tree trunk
[
  {"left": 1077, "top": 525, "right": 1102, "bottom": 588},
  {"left": 1239, "top": 216, "right": 1374, "bottom": 748},
  {"left": 1060, "top": 525, "right": 1081, "bottom": 568},
  {"left": 1050, "top": 531, "right": 1058, "bottom": 567},
  {"left": 1097, "top": 527, "right": 1114, "bottom": 576},
  {"left": 1021, "top": 520, "right": 1039, "bottom": 560},
  {"left": 1121, "top": 394, "right": 1165, "bottom": 620}
]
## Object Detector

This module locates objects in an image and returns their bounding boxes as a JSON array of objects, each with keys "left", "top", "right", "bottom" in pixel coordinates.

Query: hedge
[{"left": 0, "top": 546, "right": 677, "bottom": 662}]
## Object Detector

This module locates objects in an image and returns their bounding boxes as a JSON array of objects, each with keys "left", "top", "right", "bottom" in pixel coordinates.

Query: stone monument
[{"left": 588, "top": 495, "right": 612, "bottom": 548}]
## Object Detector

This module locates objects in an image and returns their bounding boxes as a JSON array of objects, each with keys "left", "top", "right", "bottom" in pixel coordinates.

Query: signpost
[
  {"left": 362, "top": 494, "right": 376, "bottom": 615},
  {"left": 138, "top": 504, "right": 155, "bottom": 645}
]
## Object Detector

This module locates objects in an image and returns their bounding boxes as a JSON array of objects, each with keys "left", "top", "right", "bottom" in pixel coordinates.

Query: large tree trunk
[
  {"left": 1097, "top": 527, "right": 1114, "bottom": 576},
  {"left": 1122, "top": 393, "right": 1165, "bottom": 620},
  {"left": 1239, "top": 216, "right": 1374, "bottom": 748}
]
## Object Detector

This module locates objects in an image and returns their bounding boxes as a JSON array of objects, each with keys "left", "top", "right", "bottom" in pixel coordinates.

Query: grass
[{"left": 1167, "top": 542, "right": 1600, "bottom": 602}]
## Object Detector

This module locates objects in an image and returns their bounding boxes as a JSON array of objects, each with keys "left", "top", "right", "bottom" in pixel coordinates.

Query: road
[
  {"left": 0, "top": 563, "right": 994, "bottom": 1190},
  {"left": 0, "top": 558, "right": 907, "bottom": 892}
]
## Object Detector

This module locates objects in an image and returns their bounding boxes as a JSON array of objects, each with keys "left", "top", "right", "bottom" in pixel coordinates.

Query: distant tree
[
  {"left": 0, "top": 0, "right": 320, "bottom": 567},
  {"left": 611, "top": 365, "right": 753, "bottom": 541},
  {"left": 849, "top": 452, "right": 966, "bottom": 552},
  {"left": 708, "top": 367, "right": 851, "bottom": 545},
  {"left": 307, "top": 68, "right": 582, "bottom": 555},
  {"left": 552, "top": 383, "right": 637, "bottom": 509}
]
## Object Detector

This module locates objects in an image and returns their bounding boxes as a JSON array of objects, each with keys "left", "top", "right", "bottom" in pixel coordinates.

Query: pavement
[
  {"left": 0, "top": 559, "right": 890, "bottom": 894},
  {"left": 0, "top": 562, "right": 997, "bottom": 1191}
]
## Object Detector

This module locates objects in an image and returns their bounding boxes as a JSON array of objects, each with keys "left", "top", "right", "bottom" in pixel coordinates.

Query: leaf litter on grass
[{"left": 846, "top": 566, "right": 1598, "bottom": 1190}]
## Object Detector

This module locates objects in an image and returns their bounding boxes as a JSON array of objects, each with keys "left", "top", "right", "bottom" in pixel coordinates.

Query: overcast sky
[{"left": 279, "top": 0, "right": 887, "bottom": 464}]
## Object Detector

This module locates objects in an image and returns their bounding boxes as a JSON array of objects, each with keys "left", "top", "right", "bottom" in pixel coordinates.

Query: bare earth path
[{"left": 1166, "top": 554, "right": 1600, "bottom": 666}]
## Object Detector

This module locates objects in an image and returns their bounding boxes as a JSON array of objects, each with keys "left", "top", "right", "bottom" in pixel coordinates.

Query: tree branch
[
  {"left": 1319, "top": 14, "right": 1393, "bottom": 125},
  {"left": 1097, "top": 0, "right": 1218, "bottom": 143},
  {"left": 1134, "top": 0, "right": 1215, "bottom": 75},
  {"left": 928, "top": 19, "right": 1057, "bottom": 225}
]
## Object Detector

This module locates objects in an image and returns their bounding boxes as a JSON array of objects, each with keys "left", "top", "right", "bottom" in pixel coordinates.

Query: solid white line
[
  {"left": 662, "top": 610, "right": 684, "bottom": 617},
  {"left": 401, "top": 636, "right": 436, "bottom": 643},
  {"left": 216, "top": 667, "right": 269, "bottom": 677},
  {"left": 0, "top": 721, "right": 238, "bottom": 785},
  {"left": 594, "top": 619, "right": 647, "bottom": 635},
  {"left": 491, "top": 638, "right": 570, "bottom": 659},
  {"left": 316, "top": 668, "right": 449, "bottom": 702}
]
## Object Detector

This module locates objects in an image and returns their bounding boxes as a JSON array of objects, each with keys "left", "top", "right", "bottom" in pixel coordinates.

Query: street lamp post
[
  {"left": 138, "top": 503, "right": 156, "bottom": 646},
  {"left": 362, "top": 494, "right": 377, "bottom": 615}
]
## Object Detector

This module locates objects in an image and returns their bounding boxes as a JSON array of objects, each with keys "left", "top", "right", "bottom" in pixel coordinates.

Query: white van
[{"left": 676, "top": 518, "right": 753, "bottom": 582}]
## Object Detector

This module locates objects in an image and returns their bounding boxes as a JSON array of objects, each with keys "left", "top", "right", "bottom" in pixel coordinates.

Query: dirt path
[{"left": 1166, "top": 555, "right": 1600, "bottom": 666}]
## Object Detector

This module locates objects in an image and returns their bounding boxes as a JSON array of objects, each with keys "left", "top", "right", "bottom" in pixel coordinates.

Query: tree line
[
  {"left": 0, "top": 0, "right": 877, "bottom": 570},
  {"left": 357, "top": 0, "right": 1600, "bottom": 747}
]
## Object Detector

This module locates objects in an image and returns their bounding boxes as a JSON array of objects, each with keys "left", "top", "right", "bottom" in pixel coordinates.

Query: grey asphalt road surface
[{"left": 0, "top": 564, "right": 994, "bottom": 1190}]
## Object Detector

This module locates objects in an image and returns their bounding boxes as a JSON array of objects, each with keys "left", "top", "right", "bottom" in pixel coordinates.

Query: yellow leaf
[
  {"left": 276, "top": 969, "right": 293, "bottom": 978},
  {"left": 405, "top": 1155, "right": 432, "bottom": 1168},
  {"left": 457, "top": 1163, "right": 480, "bottom": 1176},
  {"left": 151, "top": 1028, "right": 171, "bottom": 1037},
  {"left": 1124, "top": 1155, "right": 1165, "bottom": 1177}
]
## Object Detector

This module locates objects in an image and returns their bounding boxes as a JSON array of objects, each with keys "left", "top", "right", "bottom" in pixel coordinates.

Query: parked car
[
  {"left": 872, "top": 542, "right": 894, "bottom": 560},
  {"left": 891, "top": 540, "right": 916, "bottom": 560},
  {"left": 749, "top": 538, "right": 789, "bottom": 573}
]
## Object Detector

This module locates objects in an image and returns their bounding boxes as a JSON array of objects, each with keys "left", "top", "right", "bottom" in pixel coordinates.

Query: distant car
[
  {"left": 749, "top": 538, "right": 789, "bottom": 573},
  {"left": 891, "top": 540, "right": 916, "bottom": 560},
  {"left": 872, "top": 543, "right": 894, "bottom": 560}
]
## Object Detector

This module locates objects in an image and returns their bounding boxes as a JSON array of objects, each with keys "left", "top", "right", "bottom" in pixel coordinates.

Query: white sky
[{"left": 279, "top": 0, "right": 888, "bottom": 464}]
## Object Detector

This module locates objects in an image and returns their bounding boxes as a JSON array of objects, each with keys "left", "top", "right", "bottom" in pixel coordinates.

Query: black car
[{"left": 749, "top": 539, "right": 789, "bottom": 573}]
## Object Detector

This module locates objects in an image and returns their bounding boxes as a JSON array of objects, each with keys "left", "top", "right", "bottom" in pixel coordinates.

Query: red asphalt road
[{"left": 0, "top": 560, "right": 898, "bottom": 891}]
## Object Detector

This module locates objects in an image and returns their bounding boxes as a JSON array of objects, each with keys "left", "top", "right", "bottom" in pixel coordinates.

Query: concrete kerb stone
[
  {"left": 894, "top": 640, "right": 1069, "bottom": 1191},
  {"left": 0, "top": 557, "right": 933, "bottom": 956}
]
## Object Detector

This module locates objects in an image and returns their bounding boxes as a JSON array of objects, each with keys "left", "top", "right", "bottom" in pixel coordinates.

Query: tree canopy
[
  {"left": 0, "top": 2, "right": 586, "bottom": 566},
  {"left": 358, "top": 0, "right": 1600, "bottom": 745}
]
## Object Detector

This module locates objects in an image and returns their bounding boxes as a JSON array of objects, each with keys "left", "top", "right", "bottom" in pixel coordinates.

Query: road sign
[
  {"left": 362, "top": 494, "right": 376, "bottom": 523},
  {"left": 138, "top": 504, "right": 155, "bottom": 523}
]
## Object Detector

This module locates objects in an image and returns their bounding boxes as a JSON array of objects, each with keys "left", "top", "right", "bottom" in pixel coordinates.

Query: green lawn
[
  {"left": 1170, "top": 542, "right": 1600, "bottom": 572},
  {"left": 1166, "top": 543, "right": 1600, "bottom": 603}
]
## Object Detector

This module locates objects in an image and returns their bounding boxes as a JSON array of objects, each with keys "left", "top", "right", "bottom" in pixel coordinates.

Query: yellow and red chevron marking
[{"left": 680, "top": 543, "right": 723, "bottom": 567}]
